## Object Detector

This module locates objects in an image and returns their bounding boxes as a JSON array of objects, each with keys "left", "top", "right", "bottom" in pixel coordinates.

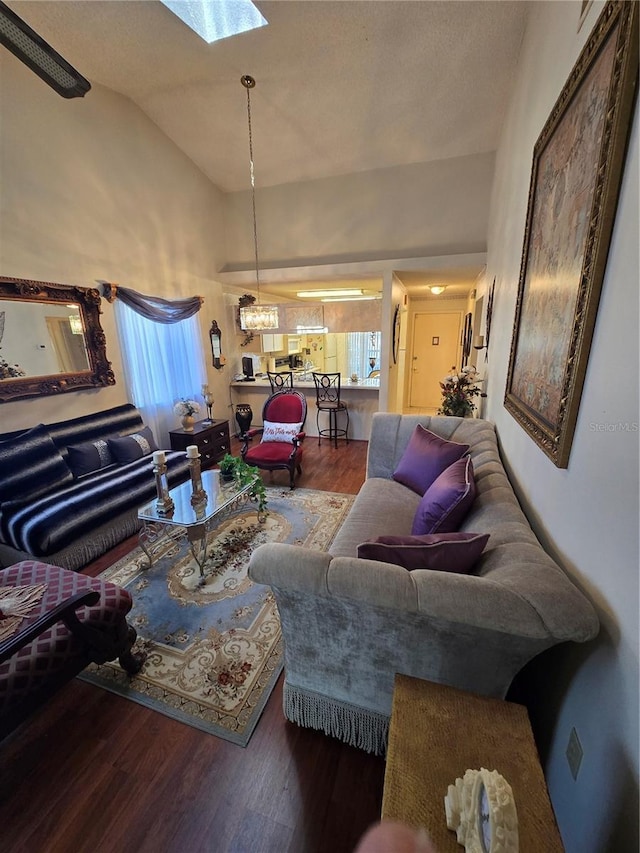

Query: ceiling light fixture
[
  {"left": 296, "top": 289, "right": 364, "bottom": 299},
  {"left": 237, "top": 75, "right": 279, "bottom": 332},
  {"left": 429, "top": 285, "right": 447, "bottom": 296},
  {"left": 320, "top": 295, "right": 380, "bottom": 303},
  {"left": 0, "top": 0, "right": 91, "bottom": 98}
]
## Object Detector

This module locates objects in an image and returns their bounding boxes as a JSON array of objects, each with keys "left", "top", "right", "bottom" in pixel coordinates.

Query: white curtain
[
  {"left": 346, "top": 331, "right": 381, "bottom": 379},
  {"left": 114, "top": 301, "right": 207, "bottom": 447}
]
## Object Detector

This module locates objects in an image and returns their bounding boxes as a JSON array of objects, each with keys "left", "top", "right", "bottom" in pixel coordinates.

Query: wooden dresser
[
  {"left": 382, "top": 675, "right": 564, "bottom": 851},
  {"left": 168, "top": 419, "right": 230, "bottom": 469}
]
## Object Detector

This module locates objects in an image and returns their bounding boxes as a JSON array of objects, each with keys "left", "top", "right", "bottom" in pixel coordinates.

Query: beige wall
[
  {"left": 223, "top": 152, "right": 494, "bottom": 268},
  {"left": 483, "top": 2, "right": 638, "bottom": 849},
  {"left": 0, "top": 52, "right": 228, "bottom": 434}
]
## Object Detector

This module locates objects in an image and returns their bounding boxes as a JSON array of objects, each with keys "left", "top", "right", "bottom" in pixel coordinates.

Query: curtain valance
[{"left": 100, "top": 282, "right": 203, "bottom": 324}]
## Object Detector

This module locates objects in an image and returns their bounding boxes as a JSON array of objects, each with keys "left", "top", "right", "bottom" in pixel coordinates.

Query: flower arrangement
[
  {"left": 0, "top": 351, "right": 26, "bottom": 379},
  {"left": 438, "top": 366, "right": 482, "bottom": 418},
  {"left": 173, "top": 398, "right": 201, "bottom": 417}
]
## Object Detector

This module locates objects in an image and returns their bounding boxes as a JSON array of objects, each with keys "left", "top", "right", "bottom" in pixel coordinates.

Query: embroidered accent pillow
[
  {"left": 261, "top": 421, "right": 303, "bottom": 443},
  {"left": 411, "top": 456, "right": 477, "bottom": 535},
  {"left": 108, "top": 426, "right": 158, "bottom": 463},
  {"left": 66, "top": 438, "right": 116, "bottom": 477},
  {"left": 392, "top": 424, "right": 469, "bottom": 495},
  {"left": 357, "top": 532, "right": 489, "bottom": 573},
  {"left": 0, "top": 424, "right": 73, "bottom": 503}
]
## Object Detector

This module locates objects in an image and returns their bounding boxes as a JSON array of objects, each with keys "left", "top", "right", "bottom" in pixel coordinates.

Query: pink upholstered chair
[
  {"left": 240, "top": 390, "right": 307, "bottom": 489},
  {"left": 0, "top": 560, "right": 142, "bottom": 739}
]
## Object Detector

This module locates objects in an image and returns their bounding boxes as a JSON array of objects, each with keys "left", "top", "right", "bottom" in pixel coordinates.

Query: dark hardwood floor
[{"left": 0, "top": 437, "right": 384, "bottom": 853}]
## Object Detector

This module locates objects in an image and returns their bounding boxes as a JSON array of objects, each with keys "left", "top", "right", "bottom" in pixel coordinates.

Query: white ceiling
[{"left": 5, "top": 0, "right": 529, "bottom": 297}]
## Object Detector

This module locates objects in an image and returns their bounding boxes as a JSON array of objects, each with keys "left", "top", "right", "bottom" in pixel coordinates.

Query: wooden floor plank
[{"left": 0, "top": 437, "right": 382, "bottom": 853}]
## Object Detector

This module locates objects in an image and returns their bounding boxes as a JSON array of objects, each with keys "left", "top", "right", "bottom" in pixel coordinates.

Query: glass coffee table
[{"left": 137, "top": 470, "right": 261, "bottom": 584}]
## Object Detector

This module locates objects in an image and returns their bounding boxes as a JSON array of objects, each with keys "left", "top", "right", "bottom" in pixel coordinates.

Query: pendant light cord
[{"left": 242, "top": 75, "right": 261, "bottom": 300}]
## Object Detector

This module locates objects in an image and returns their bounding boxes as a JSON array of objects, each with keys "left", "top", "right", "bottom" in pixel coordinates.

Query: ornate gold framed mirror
[{"left": 0, "top": 276, "right": 115, "bottom": 402}]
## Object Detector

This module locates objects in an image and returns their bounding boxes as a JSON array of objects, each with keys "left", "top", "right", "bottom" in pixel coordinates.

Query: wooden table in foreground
[{"left": 382, "top": 674, "right": 564, "bottom": 852}]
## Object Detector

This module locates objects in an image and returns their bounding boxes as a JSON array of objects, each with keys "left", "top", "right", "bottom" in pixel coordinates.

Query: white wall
[
  {"left": 0, "top": 51, "right": 229, "bottom": 435},
  {"left": 484, "top": 3, "right": 638, "bottom": 850},
  {"left": 223, "top": 152, "right": 494, "bottom": 267}
]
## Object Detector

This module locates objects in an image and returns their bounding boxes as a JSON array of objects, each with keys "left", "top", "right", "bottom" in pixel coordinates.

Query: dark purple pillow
[
  {"left": 357, "top": 532, "right": 489, "bottom": 573},
  {"left": 107, "top": 425, "right": 158, "bottom": 464},
  {"left": 411, "top": 456, "right": 476, "bottom": 535},
  {"left": 392, "top": 424, "right": 470, "bottom": 495}
]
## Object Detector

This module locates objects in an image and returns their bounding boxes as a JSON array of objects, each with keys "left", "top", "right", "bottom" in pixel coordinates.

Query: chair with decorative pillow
[{"left": 240, "top": 390, "right": 307, "bottom": 489}]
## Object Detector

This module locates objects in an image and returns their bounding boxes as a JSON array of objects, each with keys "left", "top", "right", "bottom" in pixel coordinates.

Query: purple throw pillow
[
  {"left": 392, "top": 424, "right": 470, "bottom": 495},
  {"left": 411, "top": 456, "right": 476, "bottom": 535},
  {"left": 357, "top": 532, "right": 489, "bottom": 573}
]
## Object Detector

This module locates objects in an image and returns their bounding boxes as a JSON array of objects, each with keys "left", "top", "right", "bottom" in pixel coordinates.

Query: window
[
  {"left": 114, "top": 301, "right": 206, "bottom": 446},
  {"left": 346, "top": 331, "right": 381, "bottom": 379}
]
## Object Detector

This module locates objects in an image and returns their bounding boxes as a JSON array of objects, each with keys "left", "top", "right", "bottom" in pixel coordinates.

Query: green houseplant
[{"left": 218, "top": 453, "right": 268, "bottom": 519}]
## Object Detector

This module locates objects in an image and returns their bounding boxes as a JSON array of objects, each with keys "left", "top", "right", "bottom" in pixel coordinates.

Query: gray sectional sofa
[
  {"left": 0, "top": 404, "right": 189, "bottom": 572},
  {"left": 248, "top": 412, "right": 600, "bottom": 755}
]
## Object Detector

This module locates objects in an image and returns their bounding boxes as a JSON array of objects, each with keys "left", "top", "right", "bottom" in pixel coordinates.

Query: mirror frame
[{"left": 0, "top": 276, "right": 115, "bottom": 402}]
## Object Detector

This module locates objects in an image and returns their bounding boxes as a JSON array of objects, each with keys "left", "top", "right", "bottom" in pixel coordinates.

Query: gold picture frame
[{"left": 504, "top": 1, "right": 638, "bottom": 468}]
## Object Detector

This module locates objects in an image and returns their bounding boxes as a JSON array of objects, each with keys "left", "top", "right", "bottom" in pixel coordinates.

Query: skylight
[{"left": 160, "top": 0, "right": 267, "bottom": 44}]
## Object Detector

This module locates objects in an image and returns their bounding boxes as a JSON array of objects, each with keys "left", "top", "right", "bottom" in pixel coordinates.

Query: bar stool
[
  {"left": 312, "top": 372, "right": 349, "bottom": 448},
  {"left": 267, "top": 371, "right": 294, "bottom": 393}
]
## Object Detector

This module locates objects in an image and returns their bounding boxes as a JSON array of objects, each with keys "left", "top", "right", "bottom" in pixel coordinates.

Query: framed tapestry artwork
[{"left": 504, "top": 0, "right": 638, "bottom": 468}]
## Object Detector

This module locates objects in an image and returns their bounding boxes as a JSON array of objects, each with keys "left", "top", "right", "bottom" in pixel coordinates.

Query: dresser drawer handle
[{"left": 202, "top": 438, "right": 210, "bottom": 445}]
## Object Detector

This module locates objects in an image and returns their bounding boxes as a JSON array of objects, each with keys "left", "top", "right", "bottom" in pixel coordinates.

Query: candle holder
[
  {"left": 153, "top": 457, "right": 174, "bottom": 516},
  {"left": 187, "top": 450, "right": 208, "bottom": 506},
  {"left": 203, "top": 392, "right": 214, "bottom": 424}
]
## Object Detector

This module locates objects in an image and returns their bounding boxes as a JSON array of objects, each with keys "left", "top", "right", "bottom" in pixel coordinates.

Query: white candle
[
  {"left": 186, "top": 445, "right": 199, "bottom": 458},
  {"left": 474, "top": 335, "right": 485, "bottom": 348},
  {"left": 201, "top": 384, "right": 209, "bottom": 395},
  {"left": 152, "top": 450, "right": 166, "bottom": 465}
]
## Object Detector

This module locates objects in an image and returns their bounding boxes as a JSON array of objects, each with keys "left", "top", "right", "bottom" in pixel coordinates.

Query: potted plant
[
  {"left": 218, "top": 454, "right": 268, "bottom": 520},
  {"left": 438, "top": 366, "right": 482, "bottom": 418}
]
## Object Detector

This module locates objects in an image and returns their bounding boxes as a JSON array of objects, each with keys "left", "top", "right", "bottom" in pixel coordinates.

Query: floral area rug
[{"left": 79, "top": 487, "right": 353, "bottom": 747}]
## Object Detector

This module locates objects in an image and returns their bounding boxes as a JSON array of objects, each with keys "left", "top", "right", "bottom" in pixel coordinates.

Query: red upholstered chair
[
  {"left": 240, "top": 390, "right": 307, "bottom": 489},
  {"left": 0, "top": 560, "right": 143, "bottom": 739}
]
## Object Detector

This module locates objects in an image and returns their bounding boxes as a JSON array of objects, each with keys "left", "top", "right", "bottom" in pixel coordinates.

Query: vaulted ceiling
[{"left": 4, "top": 0, "right": 530, "bottom": 297}]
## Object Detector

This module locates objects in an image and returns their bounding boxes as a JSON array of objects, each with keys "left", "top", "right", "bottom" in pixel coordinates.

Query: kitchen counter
[{"left": 230, "top": 376, "right": 380, "bottom": 440}]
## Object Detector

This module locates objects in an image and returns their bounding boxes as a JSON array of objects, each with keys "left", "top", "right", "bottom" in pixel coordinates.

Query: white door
[{"left": 409, "top": 312, "right": 461, "bottom": 409}]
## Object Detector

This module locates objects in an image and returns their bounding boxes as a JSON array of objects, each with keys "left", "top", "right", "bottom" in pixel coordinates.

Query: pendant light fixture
[{"left": 238, "top": 74, "right": 279, "bottom": 332}]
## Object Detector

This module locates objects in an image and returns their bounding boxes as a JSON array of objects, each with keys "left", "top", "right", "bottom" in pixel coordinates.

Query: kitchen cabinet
[{"left": 260, "top": 334, "right": 284, "bottom": 353}]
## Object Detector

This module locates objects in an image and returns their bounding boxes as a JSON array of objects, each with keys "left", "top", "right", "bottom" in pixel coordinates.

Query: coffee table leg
[
  {"left": 186, "top": 523, "right": 208, "bottom": 583},
  {"left": 138, "top": 520, "right": 168, "bottom": 568}
]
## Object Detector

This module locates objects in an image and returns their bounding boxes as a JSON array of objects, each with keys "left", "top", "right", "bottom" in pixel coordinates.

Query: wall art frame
[{"left": 504, "top": 0, "right": 638, "bottom": 468}]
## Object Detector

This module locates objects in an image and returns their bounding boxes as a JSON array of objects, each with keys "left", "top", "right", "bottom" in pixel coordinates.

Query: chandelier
[{"left": 238, "top": 75, "right": 279, "bottom": 332}]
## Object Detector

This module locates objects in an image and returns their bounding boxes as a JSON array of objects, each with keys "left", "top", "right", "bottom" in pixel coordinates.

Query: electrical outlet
[{"left": 566, "top": 727, "right": 583, "bottom": 780}]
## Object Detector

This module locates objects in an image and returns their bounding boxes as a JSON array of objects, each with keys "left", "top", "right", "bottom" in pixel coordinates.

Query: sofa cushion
[
  {"left": 262, "top": 420, "right": 303, "bottom": 443},
  {"left": 0, "top": 424, "right": 73, "bottom": 504},
  {"left": 412, "top": 456, "right": 476, "bottom": 535},
  {"left": 107, "top": 426, "right": 158, "bottom": 463},
  {"left": 357, "top": 532, "right": 489, "bottom": 573},
  {"left": 66, "top": 438, "right": 116, "bottom": 478},
  {"left": 392, "top": 424, "right": 469, "bottom": 495}
]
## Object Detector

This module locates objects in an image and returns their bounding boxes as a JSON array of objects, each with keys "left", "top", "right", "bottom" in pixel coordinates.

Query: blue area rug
[{"left": 79, "top": 487, "right": 353, "bottom": 746}]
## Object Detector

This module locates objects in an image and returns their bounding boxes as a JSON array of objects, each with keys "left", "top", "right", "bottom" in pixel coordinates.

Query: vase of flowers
[
  {"left": 438, "top": 366, "right": 482, "bottom": 418},
  {"left": 174, "top": 398, "right": 201, "bottom": 432}
]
